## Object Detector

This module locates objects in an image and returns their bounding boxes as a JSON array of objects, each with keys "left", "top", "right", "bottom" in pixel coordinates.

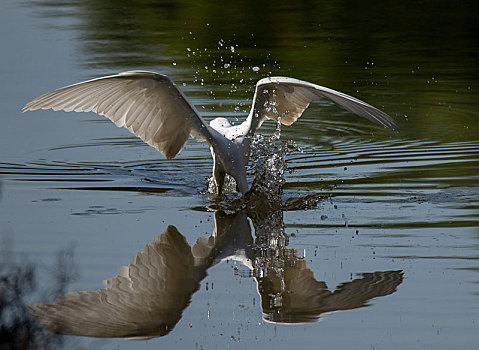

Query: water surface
[{"left": 1, "top": 1, "right": 478, "bottom": 349}]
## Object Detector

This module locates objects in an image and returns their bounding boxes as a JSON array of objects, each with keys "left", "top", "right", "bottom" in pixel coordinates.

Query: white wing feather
[
  {"left": 23, "top": 71, "right": 213, "bottom": 159},
  {"left": 249, "top": 76, "right": 399, "bottom": 131}
]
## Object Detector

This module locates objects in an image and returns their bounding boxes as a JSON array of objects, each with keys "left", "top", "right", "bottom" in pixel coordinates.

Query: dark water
[{"left": 1, "top": 0, "right": 478, "bottom": 349}]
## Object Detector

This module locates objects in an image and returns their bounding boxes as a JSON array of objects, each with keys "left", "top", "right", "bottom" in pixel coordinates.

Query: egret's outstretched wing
[
  {"left": 249, "top": 76, "right": 399, "bottom": 132},
  {"left": 23, "top": 71, "right": 213, "bottom": 158},
  {"left": 29, "top": 226, "right": 209, "bottom": 339}
]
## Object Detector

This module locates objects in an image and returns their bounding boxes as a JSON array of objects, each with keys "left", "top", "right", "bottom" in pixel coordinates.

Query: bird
[{"left": 23, "top": 71, "right": 399, "bottom": 195}]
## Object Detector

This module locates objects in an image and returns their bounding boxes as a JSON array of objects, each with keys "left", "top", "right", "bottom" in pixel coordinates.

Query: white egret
[{"left": 23, "top": 71, "right": 399, "bottom": 195}]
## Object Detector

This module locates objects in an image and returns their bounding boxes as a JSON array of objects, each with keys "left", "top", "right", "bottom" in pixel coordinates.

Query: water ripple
[{"left": 1, "top": 139, "right": 477, "bottom": 210}]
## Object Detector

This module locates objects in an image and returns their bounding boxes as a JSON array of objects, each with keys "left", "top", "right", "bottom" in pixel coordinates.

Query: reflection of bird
[
  {"left": 28, "top": 212, "right": 248, "bottom": 339},
  {"left": 24, "top": 72, "right": 399, "bottom": 195},
  {"left": 258, "top": 267, "right": 404, "bottom": 323},
  {"left": 30, "top": 210, "right": 403, "bottom": 339},
  {"left": 30, "top": 226, "right": 217, "bottom": 339}
]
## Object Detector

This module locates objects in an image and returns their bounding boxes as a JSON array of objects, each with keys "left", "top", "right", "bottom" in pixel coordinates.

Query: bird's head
[{"left": 210, "top": 117, "right": 232, "bottom": 130}]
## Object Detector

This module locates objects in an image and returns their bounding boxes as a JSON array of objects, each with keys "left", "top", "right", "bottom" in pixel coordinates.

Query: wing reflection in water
[
  {"left": 248, "top": 210, "right": 403, "bottom": 323},
  {"left": 30, "top": 210, "right": 403, "bottom": 339}
]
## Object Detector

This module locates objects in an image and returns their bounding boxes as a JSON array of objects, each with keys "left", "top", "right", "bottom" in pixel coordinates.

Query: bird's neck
[{"left": 244, "top": 110, "right": 262, "bottom": 138}]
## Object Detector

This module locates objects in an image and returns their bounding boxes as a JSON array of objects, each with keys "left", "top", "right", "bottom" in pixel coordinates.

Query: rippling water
[{"left": 1, "top": 1, "right": 479, "bottom": 349}]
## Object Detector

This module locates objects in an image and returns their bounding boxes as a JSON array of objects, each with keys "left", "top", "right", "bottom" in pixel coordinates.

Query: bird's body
[{"left": 23, "top": 71, "right": 399, "bottom": 195}]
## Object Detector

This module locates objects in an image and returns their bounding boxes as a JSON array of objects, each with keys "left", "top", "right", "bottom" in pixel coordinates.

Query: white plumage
[{"left": 24, "top": 71, "right": 399, "bottom": 195}]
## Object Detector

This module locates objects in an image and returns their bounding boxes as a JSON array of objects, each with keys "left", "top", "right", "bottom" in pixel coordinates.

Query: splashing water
[
  {"left": 205, "top": 174, "right": 238, "bottom": 194},
  {"left": 247, "top": 120, "right": 325, "bottom": 211},
  {"left": 204, "top": 121, "right": 325, "bottom": 212},
  {"left": 205, "top": 121, "right": 301, "bottom": 202},
  {"left": 247, "top": 121, "right": 302, "bottom": 205}
]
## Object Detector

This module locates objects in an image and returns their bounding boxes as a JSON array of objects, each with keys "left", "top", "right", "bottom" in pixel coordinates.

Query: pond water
[{"left": 1, "top": 1, "right": 478, "bottom": 349}]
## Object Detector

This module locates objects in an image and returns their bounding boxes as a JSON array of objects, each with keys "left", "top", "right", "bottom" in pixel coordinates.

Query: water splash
[
  {"left": 204, "top": 118, "right": 325, "bottom": 210},
  {"left": 205, "top": 174, "right": 237, "bottom": 194},
  {"left": 204, "top": 121, "right": 322, "bottom": 211},
  {"left": 246, "top": 121, "right": 302, "bottom": 207},
  {"left": 204, "top": 125, "right": 299, "bottom": 200}
]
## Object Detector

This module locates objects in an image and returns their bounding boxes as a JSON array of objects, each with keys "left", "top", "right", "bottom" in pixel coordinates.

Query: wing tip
[
  {"left": 391, "top": 123, "right": 400, "bottom": 132},
  {"left": 22, "top": 101, "right": 36, "bottom": 113},
  {"left": 384, "top": 116, "right": 401, "bottom": 132}
]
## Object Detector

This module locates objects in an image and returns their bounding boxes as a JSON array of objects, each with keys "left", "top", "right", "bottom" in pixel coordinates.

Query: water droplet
[
  {"left": 252, "top": 66, "right": 260, "bottom": 72},
  {"left": 224, "top": 63, "right": 230, "bottom": 68}
]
